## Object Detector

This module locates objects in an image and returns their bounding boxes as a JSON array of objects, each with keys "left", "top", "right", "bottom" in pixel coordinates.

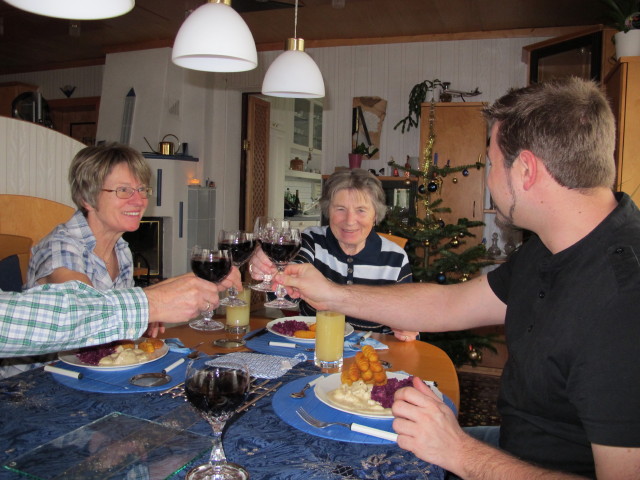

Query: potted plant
[
  {"left": 349, "top": 142, "right": 379, "bottom": 169},
  {"left": 602, "top": 0, "right": 640, "bottom": 58}
]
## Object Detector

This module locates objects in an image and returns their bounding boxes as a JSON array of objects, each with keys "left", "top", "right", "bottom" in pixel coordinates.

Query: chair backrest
[
  {"left": 0, "top": 233, "right": 33, "bottom": 284},
  {"left": 0, "top": 195, "right": 75, "bottom": 285},
  {"left": 0, "top": 194, "right": 75, "bottom": 245},
  {"left": 378, "top": 232, "right": 408, "bottom": 249}
]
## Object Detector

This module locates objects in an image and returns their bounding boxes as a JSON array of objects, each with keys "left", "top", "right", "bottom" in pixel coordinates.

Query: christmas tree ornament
[
  {"left": 427, "top": 181, "right": 438, "bottom": 192},
  {"left": 450, "top": 236, "right": 460, "bottom": 247},
  {"left": 461, "top": 273, "right": 470, "bottom": 282},
  {"left": 436, "top": 272, "right": 447, "bottom": 284},
  {"left": 438, "top": 218, "right": 446, "bottom": 228},
  {"left": 423, "top": 240, "right": 430, "bottom": 247},
  {"left": 462, "top": 168, "right": 469, "bottom": 176},
  {"left": 468, "top": 345, "right": 482, "bottom": 362},
  {"left": 418, "top": 183, "right": 426, "bottom": 195},
  {"left": 452, "top": 177, "right": 458, "bottom": 184}
]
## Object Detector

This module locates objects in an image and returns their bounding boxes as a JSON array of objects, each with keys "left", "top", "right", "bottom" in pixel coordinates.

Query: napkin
[
  {"left": 209, "top": 352, "right": 306, "bottom": 379},
  {"left": 163, "top": 338, "right": 192, "bottom": 355},
  {"left": 343, "top": 333, "right": 389, "bottom": 352}
]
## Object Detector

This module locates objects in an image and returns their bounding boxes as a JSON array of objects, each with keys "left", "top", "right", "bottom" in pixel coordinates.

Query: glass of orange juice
[{"left": 314, "top": 311, "right": 345, "bottom": 370}]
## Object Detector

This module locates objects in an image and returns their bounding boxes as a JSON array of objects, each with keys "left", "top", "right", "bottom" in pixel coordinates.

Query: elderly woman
[
  {"left": 252, "top": 168, "right": 419, "bottom": 340},
  {"left": 26, "top": 143, "right": 152, "bottom": 290}
]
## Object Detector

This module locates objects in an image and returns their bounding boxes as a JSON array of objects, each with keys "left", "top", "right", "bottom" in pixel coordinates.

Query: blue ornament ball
[
  {"left": 427, "top": 181, "right": 438, "bottom": 192},
  {"left": 462, "top": 168, "right": 469, "bottom": 176},
  {"left": 436, "top": 273, "right": 447, "bottom": 284}
]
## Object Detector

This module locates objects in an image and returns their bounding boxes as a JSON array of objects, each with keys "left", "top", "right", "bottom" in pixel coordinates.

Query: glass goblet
[
  {"left": 262, "top": 227, "right": 301, "bottom": 309},
  {"left": 188, "top": 246, "right": 232, "bottom": 332},
  {"left": 184, "top": 355, "right": 251, "bottom": 480},
  {"left": 250, "top": 217, "right": 289, "bottom": 292},
  {"left": 218, "top": 230, "right": 256, "bottom": 307}
]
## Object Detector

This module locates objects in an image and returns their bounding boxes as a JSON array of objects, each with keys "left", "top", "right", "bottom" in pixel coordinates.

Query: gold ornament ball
[{"left": 452, "top": 177, "right": 458, "bottom": 184}]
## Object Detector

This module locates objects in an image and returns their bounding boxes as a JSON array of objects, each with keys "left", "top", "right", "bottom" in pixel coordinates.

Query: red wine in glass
[
  {"left": 191, "top": 257, "right": 232, "bottom": 283},
  {"left": 219, "top": 239, "right": 255, "bottom": 266},
  {"left": 261, "top": 241, "right": 300, "bottom": 263}
]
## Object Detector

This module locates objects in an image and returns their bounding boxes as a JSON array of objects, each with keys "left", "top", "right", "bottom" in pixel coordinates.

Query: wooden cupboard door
[
  {"left": 605, "top": 57, "right": 640, "bottom": 207},
  {"left": 243, "top": 96, "right": 270, "bottom": 231},
  {"left": 420, "top": 102, "right": 487, "bottom": 247}
]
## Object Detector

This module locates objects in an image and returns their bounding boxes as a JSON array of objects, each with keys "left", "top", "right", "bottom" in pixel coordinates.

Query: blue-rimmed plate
[{"left": 266, "top": 316, "right": 354, "bottom": 344}]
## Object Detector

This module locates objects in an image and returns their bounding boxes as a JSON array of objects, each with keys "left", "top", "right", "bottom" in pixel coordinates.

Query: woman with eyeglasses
[{"left": 26, "top": 143, "right": 152, "bottom": 291}]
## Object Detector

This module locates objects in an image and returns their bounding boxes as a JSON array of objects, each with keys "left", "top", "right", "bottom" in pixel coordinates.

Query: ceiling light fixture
[
  {"left": 261, "top": 0, "right": 325, "bottom": 98},
  {"left": 172, "top": 0, "right": 257, "bottom": 73},
  {"left": 4, "top": 0, "right": 134, "bottom": 20}
]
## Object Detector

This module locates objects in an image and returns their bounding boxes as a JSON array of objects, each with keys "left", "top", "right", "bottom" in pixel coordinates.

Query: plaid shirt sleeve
[{"left": 0, "top": 281, "right": 149, "bottom": 358}]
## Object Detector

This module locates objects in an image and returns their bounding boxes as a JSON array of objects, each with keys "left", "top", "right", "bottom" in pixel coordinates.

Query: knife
[{"left": 243, "top": 327, "right": 268, "bottom": 342}]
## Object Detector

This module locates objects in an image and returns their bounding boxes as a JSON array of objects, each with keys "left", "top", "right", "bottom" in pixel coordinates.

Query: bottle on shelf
[
  {"left": 294, "top": 189, "right": 302, "bottom": 214},
  {"left": 404, "top": 155, "right": 411, "bottom": 177}
]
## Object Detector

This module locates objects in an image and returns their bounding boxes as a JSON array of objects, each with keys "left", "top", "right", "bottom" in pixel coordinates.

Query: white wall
[{"left": 0, "top": 36, "right": 546, "bottom": 235}]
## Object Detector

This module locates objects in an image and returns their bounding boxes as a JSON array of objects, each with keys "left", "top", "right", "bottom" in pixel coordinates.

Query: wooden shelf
[{"left": 142, "top": 153, "right": 199, "bottom": 162}]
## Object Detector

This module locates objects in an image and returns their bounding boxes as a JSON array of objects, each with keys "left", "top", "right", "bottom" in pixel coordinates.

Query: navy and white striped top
[{"left": 296, "top": 225, "right": 412, "bottom": 331}]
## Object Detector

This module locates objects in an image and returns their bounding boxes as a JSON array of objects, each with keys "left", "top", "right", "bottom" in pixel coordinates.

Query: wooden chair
[
  {"left": 378, "top": 232, "right": 408, "bottom": 249},
  {"left": 0, "top": 194, "right": 75, "bottom": 284}
]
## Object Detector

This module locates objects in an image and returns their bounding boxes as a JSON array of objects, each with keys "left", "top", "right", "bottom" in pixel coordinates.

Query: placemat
[
  {"left": 47, "top": 351, "right": 188, "bottom": 394},
  {"left": 272, "top": 375, "right": 395, "bottom": 444},
  {"left": 244, "top": 330, "right": 365, "bottom": 359},
  {"left": 273, "top": 375, "right": 457, "bottom": 445}
]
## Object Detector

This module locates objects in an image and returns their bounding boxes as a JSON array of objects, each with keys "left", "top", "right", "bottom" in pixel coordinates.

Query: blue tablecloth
[{"left": 1, "top": 360, "right": 447, "bottom": 480}]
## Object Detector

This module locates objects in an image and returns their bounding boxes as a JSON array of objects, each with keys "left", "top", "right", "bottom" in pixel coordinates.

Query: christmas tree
[{"left": 379, "top": 101, "right": 499, "bottom": 366}]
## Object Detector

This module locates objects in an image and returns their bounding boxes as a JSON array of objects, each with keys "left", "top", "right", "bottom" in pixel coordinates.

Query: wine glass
[
  {"left": 189, "top": 246, "right": 232, "bottom": 331},
  {"left": 184, "top": 355, "right": 251, "bottom": 480},
  {"left": 262, "top": 226, "right": 301, "bottom": 309},
  {"left": 218, "top": 230, "right": 256, "bottom": 307},
  {"left": 250, "top": 217, "right": 289, "bottom": 292}
]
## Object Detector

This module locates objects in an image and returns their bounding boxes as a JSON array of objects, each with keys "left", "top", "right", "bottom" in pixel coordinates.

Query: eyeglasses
[{"left": 101, "top": 186, "right": 153, "bottom": 199}]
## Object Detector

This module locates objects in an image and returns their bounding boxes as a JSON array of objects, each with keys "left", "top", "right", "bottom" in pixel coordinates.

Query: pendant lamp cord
[{"left": 294, "top": 0, "right": 298, "bottom": 38}]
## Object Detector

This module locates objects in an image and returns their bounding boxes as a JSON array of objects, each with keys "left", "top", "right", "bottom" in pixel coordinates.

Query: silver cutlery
[
  {"left": 289, "top": 376, "right": 324, "bottom": 398},
  {"left": 296, "top": 407, "right": 398, "bottom": 442},
  {"left": 354, "top": 331, "right": 372, "bottom": 346},
  {"left": 268, "top": 341, "right": 314, "bottom": 351}
]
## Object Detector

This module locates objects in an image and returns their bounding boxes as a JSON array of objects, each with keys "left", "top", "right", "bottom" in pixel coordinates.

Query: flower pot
[
  {"left": 348, "top": 153, "right": 363, "bottom": 169},
  {"left": 615, "top": 30, "right": 640, "bottom": 59}
]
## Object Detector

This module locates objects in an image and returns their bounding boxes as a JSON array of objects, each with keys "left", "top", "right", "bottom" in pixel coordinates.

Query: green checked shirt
[{"left": 0, "top": 281, "right": 149, "bottom": 360}]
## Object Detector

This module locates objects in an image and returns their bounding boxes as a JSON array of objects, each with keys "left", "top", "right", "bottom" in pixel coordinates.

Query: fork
[{"left": 296, "top": 407, "right": 398, "bottom": 442}]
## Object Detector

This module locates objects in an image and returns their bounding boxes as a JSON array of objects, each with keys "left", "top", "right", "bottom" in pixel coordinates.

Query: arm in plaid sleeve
[{"left": 0, "top": 281, "right": 148, "bottom": 357}]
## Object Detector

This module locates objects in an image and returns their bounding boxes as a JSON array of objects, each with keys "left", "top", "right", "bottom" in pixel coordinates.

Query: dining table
[{"left": 0, "top": 314, "right": 460, "bottom": 480}]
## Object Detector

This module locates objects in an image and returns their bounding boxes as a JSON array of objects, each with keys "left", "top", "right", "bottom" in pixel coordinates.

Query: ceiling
[{"left": 0, "top": 0, "right": 612, "bottom": 75}]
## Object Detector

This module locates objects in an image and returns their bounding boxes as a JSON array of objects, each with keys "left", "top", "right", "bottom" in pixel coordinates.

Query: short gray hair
[
  {"left": 69, "top": 142, "right": 151, "bottom": 215},
  {"left": 319, "top": 169, "right": 387, "bottom": 223}
]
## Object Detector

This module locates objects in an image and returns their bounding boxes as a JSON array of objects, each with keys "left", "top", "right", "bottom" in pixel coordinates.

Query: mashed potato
[
  {"left": 327, "top": 380, "right": 390, "bottom": 415},
  {"left": 98, "top": 346, "right": 148, "bottom": 366}
]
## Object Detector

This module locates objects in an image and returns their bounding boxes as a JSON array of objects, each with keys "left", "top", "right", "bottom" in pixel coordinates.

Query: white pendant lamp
[
  {"left": 4, "top": 0, "right": 134, "bottom": 20},
  {"left": 172, "top": 0, "right": 257, "bottom": 73},
  {"left": 262, "top": 0, "right": 325, "bottom": 98}
]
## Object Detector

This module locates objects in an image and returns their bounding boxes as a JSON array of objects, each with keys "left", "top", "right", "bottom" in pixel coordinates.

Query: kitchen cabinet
[
  {"left": 292, "top": 98, "right": 322, "bottom": 154},
  {"left": 419, "top": 102, "right": 487, "bottom": 248},
  {"left": 604, "top": 56, "right": 640, "bottom": 207}
]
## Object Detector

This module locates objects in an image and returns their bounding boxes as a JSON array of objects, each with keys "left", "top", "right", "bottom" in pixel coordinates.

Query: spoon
[{"left": 290, "top": 382, "right": 312, "bottom": 399}]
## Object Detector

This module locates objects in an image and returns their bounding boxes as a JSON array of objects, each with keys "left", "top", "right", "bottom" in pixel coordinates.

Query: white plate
[
  {"left": 266, "top": 316, "right": 355, "bottom": 344},
  {"left": 58, "top": 341, "right": 169, "bottom": 371},
  {"left": 314, "top": 372, "right": 410, "bottom": 419}
]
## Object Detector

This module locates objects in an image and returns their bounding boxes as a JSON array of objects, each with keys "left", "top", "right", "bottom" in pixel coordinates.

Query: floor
[{"left": 457, "top": 371, "right": 502, "bottom": 427}]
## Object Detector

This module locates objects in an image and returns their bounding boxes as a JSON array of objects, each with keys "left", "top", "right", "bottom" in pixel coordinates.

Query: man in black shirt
[{"left": 277, "top": 78, "right": 640, "bottom": 479}]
